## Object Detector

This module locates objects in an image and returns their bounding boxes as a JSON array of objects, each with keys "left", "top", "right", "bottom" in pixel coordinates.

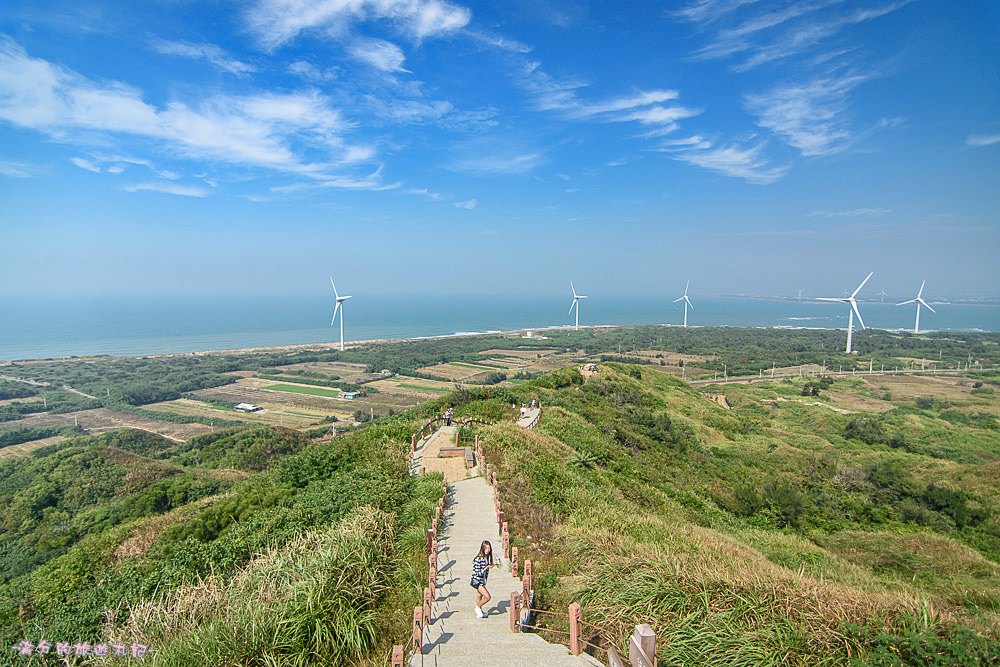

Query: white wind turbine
[
  {"left": 673, "top": 280, "right": 694, "bottom": 328},
  {"left": 879, "top": 288, "right": 888, "bottom": 304},
  {"left": 817, "top": 272, "right": 873, "bottom": 353},
  {"left": 897, "top": 280, "right": 935, "bottom": 334},
  {"left": 329, "top": 276, "right": 352, "bottom": 351},
  {"left": 568, "top": 282, "right": 588, "bottom": 330}
]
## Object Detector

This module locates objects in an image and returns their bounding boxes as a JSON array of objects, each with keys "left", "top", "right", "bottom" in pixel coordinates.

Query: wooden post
[
  {"left": 411, "top": 607, "right": 423, "bottom": 654},
  {"left": 428, "top": 553, "right": 437, "bottom": 591},
  {"left": 411, "top": 433, "right": 416, "bottom": 450},
  {"left": 498, "top": 511, "right": 505, "bottom": 534},
  {"left": 427, "top": 528, "right": 435, "bottom": 554},
  {"left": 423, "top": 586, "right": 433, "bottom": 625},
  {"left": 509, "top": 591, "right": 521, "bottom": 632},
  {"left": 511, "top": 546, "right": 519, "bottom": 577},
  {"left": 522, "top": 560, "right": 532, "bottom": 607},
  {"left": 629, "top": 624, "right": 656, "bottom": 667},
  {"left": 391, "top": 645, "right": 404, "bottom": 667},
  {"left": 455, "top": 430, "right": 459, "bottom": 446},
  {"left": 569, "top": 602, "right": 582, "bottom": 656},
  {"left": 502, "top": 526, "right": 510, "bottom": 560},
  {"left": 475, "top": 434, "right": 479, "bottom": 447}
]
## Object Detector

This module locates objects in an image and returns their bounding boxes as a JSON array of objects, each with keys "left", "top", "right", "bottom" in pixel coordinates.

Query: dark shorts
[{"left": 470, "top": 577, "right": 485, "bottom": 589}]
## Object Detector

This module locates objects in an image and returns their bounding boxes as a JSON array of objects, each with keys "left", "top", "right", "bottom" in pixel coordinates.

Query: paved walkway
[
  {"left": 516, "top": 407, "right": 540, "bottom": 429},
  {"left": 413, "top": 474, "right": 602, "bottom": 667},
  {"left": 412, "top": 425, "right": 474, "bottom": 482}
]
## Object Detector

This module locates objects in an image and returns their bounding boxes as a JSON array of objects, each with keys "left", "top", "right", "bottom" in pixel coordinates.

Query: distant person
[
  {"left": 519, "top": 405, "right": 527, "bottom": 419},
  {"left": 445, "top": 407, "right": 453, "bottom": 426},
  {"left": 471, "top": 540, "right": 502, "bottom": 618}
]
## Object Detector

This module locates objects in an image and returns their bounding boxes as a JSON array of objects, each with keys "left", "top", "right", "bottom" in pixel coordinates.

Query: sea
[{"left": 2, "top": 294, "right": 998, "bottom": 361}]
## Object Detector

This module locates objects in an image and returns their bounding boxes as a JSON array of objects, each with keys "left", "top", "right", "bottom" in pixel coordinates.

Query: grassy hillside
[
  {"left": 461, "top": 365, "right": 999, "bottom": 665},
  {"left": 0, "top": 422, "right": 443, "bottom": 665}
]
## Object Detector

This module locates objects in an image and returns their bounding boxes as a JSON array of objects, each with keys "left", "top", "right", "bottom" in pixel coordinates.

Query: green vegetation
[
  {"left": 0, "top": 418, "right": 443, "bottom": 665},
  {"left": 2, "top": 327, "right": 999, "bottom": 664},
  {"left": 443, "top": 365, "right": 999, "bottom": 664}
]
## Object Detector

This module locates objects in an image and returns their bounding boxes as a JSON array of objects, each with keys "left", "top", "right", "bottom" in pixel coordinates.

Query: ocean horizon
[{"left": 2, "top": 294, "right": 999, "bottom": 361}]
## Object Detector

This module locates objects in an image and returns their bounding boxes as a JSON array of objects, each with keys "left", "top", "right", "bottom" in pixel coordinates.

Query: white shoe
[{"left": 475, "top": 606, "right": 484, "bottom": 618}]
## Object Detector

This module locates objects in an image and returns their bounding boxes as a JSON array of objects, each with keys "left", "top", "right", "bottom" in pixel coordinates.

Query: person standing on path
[
  {"left": 445, "top": 407, "right": 454, "bottom": 426},
  {"left": 471, "top": 540, "right": 502, "bottom": 618}
]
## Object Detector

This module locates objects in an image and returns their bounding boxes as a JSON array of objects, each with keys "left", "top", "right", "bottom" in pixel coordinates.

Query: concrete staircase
[{"left": 412, "top": 474, "right": 602, "bottom": 666}]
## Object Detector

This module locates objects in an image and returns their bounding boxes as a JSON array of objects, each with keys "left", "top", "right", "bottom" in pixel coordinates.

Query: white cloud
[
  {"left": 288, "top": 60, "right": 339, "bottom": 82},
  {"left": 658, "top": 136, "right": 789, "bottom": 184},
  {"left": 365, "top": 96, "right": 453, "bottom": 123},
  {"left": 71, "top": 156, "right": 102, "bottom": 173},
  {"left": 246, "top": 0, "right": 471, "bottom": 50},
  {"left": 454, "top": 198, "right": 476, "bottom": 209},
  {"left": 348, "top": 38, "right": 408, "bottom": 72},
  {"left": 0, "top": 159, "right": 36, "bottom": 177},
  {"left": 125, "top": 182, "right": 209, "bottom": 197},
  {"left": 807, "top": 208, "right": 891, "bottom": 218},
  {"left": 0, "top": 39, "right": 372, "bottom": 179},
  {"left": 679, "top": 0, "right": 913, "bottom": 70},
  {"left": 966, "top": 133, "right": 1000, "bottom": 147},
  {"left": 405, "top": 187, "right": 444, "bottom": 200},
  {"left": 453, "top": 151, "right": 545, "bottom": 175},
  {"left": 150, "top": 39, "right": 255, "bottom": 76},
  {"left": 745, "top": 73, "right": 868, "bottom": 156},
  {"left": 519, "top": 63, "right": 698, "bottom": 135}
]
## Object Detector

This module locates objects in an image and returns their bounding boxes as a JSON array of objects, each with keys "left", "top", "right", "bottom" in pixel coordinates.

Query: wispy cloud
[
  {"left": 0, "top": 159, "right": 37, "bottom": 177},
  {"left": 0, "top": 38, "right": 377, "bottom": 181},
  {"left": 150, "top": 39, "right": 255, "bottom": 76},
  {"left": 519, "top": 62, "right": 700, "bottom": 137},
  {"left": 71, "top": 156, "right": 102, "bottom": 173},
  {"left": 677, "top": 0, "right": 913, "bottom": 71},
  {"left": 125, "top": 182, "right": 208, "bottom": 197},
  {"left": 807, "top": 207, "right": 891, "bottom": 218},
  {"left": 966, "top": 133, "right": 1000, "bottom": 147},
  {"left": 454, "top": 198, "right": 476, "bottom": 209},
  {"left": 288, "top": 60, "right": 339, "bottom": 82},
  {"left": 348, "top": 37, "right": 408, "bottom": 72},
  {"left": 246, "top": 0, "right": 471, "bottom": 50},
  {"left": 452, "top": 150, "right": 545, "bottom": 175},
  {"left": 745, "top": 72, "right": 869, "bottom": 156},
  {"left": 405, "top": 187, "right": 444, "bottom": 200},
  {"left": 657, "top": 135, "right": 789, "bottom": 184},
  {"left": 672, "top": 0, "right": 762, "bottom": 24}
]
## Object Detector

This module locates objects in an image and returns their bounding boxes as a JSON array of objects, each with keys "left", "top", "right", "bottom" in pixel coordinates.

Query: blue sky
[{"left": 1, "top": 0, "right": 998, "bottom": 301}]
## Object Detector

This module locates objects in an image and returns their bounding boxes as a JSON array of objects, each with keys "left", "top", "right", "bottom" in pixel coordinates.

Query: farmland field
[{"left": 263, "top": 383, "right": 345, "bottom": 399}]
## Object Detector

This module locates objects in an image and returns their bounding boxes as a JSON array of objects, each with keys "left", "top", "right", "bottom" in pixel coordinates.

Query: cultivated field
[
  {"left": 0, "top": 408, "right": 212, "bottom": 442},
  {"left": 0, "top": 436, "right": 65, "bottom": 461}
]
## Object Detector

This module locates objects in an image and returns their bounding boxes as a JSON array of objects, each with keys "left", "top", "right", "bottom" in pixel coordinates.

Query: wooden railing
[
  {"left": 392, "top": 476, "right": 447, "bottom": 666},
  {"left": 477, "top": 435, "right": 660, "bottom": 667}
]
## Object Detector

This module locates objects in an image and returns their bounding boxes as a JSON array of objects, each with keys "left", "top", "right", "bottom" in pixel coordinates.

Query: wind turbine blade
[
  {"left": 686, "top": 296, "right": 694, "bottom": 309},
  {"left": 919, "top": 298, "right": 935, "bottom": 313},
  {"left": 569, "top": 300, "right": 577, "bottom": 315},
  {"left": 329, "top": 277, "right": 340, "bottom": 299},
  {"left": 578, "top": 294, "right": 589, "bottom": 299},
  {"left": 684, "top": 280, "right": 690, "bottom": 296},
  {"left": 851, "top": 272, "right": 874, "bottom": 298},
  {"left": 917, "top": 280, "right": 926, "bottom": 299},
  {"left": 896, "top": 298, "right": 916, "bottom": 306},
  {"left": 570, "top": 281, "right": 578, "bottom": 298},
  {"left": 673, "top": 296, "right": 684, "bottom": 303},
  {"left": 816, "top": 297, "right": 845, "bottom": 302},
  {"left": 851, "top": 300, "right": 866, "bottom": 330}
]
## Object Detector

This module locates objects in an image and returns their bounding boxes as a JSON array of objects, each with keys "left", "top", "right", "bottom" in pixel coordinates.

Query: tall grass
[{"left": 109, "top": 506, "right": 397, "bottom": 666}]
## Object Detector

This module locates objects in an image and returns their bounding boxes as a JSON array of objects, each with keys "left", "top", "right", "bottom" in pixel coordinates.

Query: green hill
[{"left": 466, "top": 364, "right": 999, "bottom": 665}]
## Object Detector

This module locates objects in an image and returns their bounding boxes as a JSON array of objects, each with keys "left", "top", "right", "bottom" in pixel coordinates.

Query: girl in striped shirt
[{"left": 471, "top": 540, "right": 502, "bottom": 618}]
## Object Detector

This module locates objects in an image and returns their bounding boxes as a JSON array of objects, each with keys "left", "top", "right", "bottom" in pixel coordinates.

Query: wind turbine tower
[
  {"left": 568, "top": 282, "right": 588, "bottom": 330},
  {"left": 879, "top": 288, "right": 888, "bottom": 304},
  {"left": 897, "top": 280, "right": 935, "bottom": 334},
  {"left": 329, "top": 276, "right": 353, "bottom": 351},
  {"left": 817, "top": 272, "right": 873, "bottom": 354},
  {"left": 674, "top": 281, "right": 694, "bottom": 328}
]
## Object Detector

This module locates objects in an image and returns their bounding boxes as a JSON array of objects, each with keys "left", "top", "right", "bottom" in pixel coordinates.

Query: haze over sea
[{"left": 2, "top": 294, "right": 998, "bottom": 361}]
